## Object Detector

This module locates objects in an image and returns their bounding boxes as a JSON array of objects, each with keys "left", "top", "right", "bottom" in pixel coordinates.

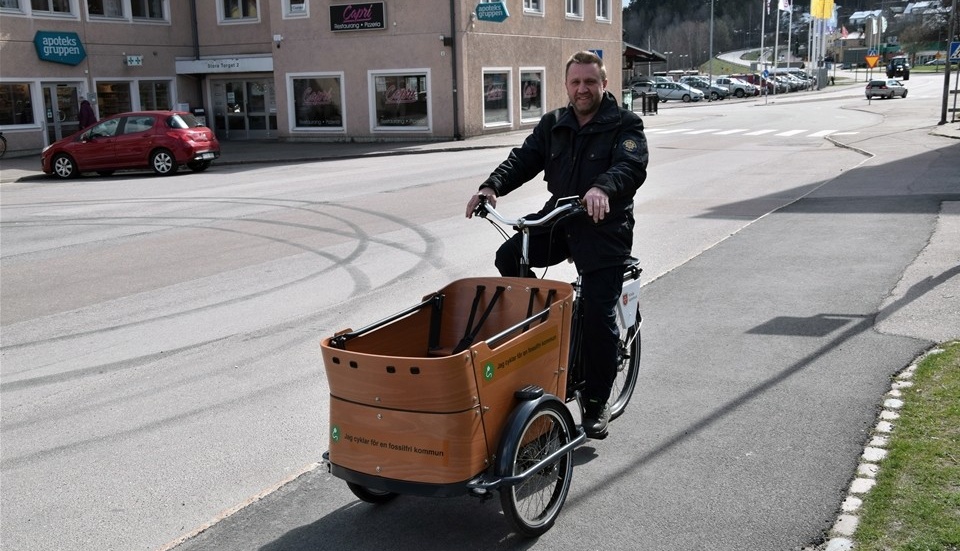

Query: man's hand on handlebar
[
  {"left": 583, "top": 187, "right": 610, "bottom": 223},
  {"left": 466, "top": 188, "right": 498, "bottom": 219}
]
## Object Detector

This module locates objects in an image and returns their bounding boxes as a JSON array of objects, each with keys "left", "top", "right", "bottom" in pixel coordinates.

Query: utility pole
[{"left": 939, "top": 0, "right": 958, "bottom": 125}]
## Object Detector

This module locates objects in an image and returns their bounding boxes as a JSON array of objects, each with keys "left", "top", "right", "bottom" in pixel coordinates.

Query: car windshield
[{"left": 169, "top": 113, "right": 204, "bottom": 129}]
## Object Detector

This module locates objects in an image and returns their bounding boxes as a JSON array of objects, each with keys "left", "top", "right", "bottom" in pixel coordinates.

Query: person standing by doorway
[{"left": 78, "top": 99, "right": 97, "bottom": 129}]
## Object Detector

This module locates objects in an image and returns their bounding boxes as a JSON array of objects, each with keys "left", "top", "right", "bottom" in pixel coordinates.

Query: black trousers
[{"left": 494, "top": 231, "right": 622, "bottom": 405}]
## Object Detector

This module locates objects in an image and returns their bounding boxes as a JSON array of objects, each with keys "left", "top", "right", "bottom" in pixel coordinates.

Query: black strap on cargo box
[
  {"left": 521, "top": 288, "right": 556, "bottom": 332},
  {"left": 452, "top": 285, "right": 505, "bottom": 354}
]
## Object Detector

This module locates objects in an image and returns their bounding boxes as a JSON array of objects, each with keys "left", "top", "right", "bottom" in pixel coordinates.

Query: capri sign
[
  {"left": 476, "top": 1, "right": 509, "bottom": 22},
  {"left": 34, "top": 31, "right": 86, "bottom": 66}
]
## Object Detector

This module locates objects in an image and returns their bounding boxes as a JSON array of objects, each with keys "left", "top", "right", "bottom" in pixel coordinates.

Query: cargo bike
[{"left": 320, "top": 197, "right": 642, "bottom": 536}]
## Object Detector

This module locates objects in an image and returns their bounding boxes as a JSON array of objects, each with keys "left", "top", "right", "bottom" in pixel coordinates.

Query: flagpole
[
  {"left": 773, "top": 2, "right": 781, "bottom": 94},
  {"left": 760, "top": 0, "right": 768, "bottom": 102},
  {"left": 786, "top": 1, "right": 793, "bottom": 71}
]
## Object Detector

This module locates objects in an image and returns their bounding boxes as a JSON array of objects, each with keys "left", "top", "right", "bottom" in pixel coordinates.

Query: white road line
[
  {"left": 776, "top": 129, "right": 809, "bottom": 136},
  {"left": 657, "top": 128, "right": 696, "bottom": 134},
  {"left": 808, "top": 130, "right": 838, "bottom": 137},
  {"left": 686, "top": 129, "right": 723, "bottom": 134},
  {"left": 715, "top": 128, "right": 749, "bottom": 135},
  {"left": 744, "top": 129, "right": 779, "bottom": 136}
]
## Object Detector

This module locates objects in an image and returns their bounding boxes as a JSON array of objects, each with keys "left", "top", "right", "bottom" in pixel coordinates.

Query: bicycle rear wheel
[
  {"left": 608, "top": 308, "right": 641, "bottom": 421},
  {"left": 0, "top": 135, "right": 7, "bottom": 158}
]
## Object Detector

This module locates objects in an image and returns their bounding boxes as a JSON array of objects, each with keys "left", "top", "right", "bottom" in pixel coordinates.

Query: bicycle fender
[{"left": 493, "top": 394, "right": 577, "bottom": 478}]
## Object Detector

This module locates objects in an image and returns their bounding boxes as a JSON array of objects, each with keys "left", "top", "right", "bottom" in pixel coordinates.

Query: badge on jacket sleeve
[{"left": 622, "top": 139, "right": 639, "bottom": 153}]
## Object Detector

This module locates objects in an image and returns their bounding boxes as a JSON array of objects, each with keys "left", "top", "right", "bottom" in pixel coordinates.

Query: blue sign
[
  {"left": 762, "top": 69, "right": 769, "bottom": 78},
  {"left": 950, "top": 41, "right": 960, "bottom": 62},
  {"left": 476, "top": 1, "right": 509, "bottom": 22},
  {"left": 34, "top": 31, "right": 86, "bottom": 66}
]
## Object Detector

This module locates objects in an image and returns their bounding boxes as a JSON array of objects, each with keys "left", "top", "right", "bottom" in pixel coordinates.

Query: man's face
[{"left": 565, "top": 62, "right": 607, "bottom": 119}]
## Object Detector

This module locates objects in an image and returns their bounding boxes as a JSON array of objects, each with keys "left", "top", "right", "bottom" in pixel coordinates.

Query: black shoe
[{"left": 582, "top": 401, "right": 610, "bottom": 440}]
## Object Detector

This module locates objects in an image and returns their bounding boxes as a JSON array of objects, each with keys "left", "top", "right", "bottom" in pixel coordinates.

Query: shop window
[
  {"left": 523, "top": 0, "right": 542, "bottom": 14},
  {"left": 520, "top": 70, "right": 543, "bottom": 123},
  {"left": 291, "top": 75, "right": 344, "bottom": 130},
  {"left": 221, "top": 0, "right": 258, "bottom": 21},
  {"left": 596, "top": 0, "right": 610, "bottom": 21},
  {"left": 370, "top": 71, "right": 430, "bottom": 132},
  {"left": 131, "top": 0, "right": 163, "bottom": 19},
  {"left": 0, "top": 0, "right": 22, "bottom": 10},
  {"left": 483, "top": 70, "right": 511, "bottom": 127},
  {"left": 88, "top": 0, "right": 122, "bottom": 17},
  {"left": 0, "top": 83, "right": 36, "bottom": 126},
  {"left": 96, "top": 81, "right": 132, "bottom": 118},
  {"left": 138, "top": 81, "right": 171, "bottom": 110},
  {"left": 565, "top": 0, "right": 582, "bottom": 19},
  {"left": 284, "top": 0, "right": 306, "bottom": 17},
  {"left": 30, "top": 0, "right": 71, "bottom": 14}
]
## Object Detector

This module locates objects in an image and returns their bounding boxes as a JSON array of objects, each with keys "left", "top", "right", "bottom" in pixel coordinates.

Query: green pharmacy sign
[
  {"left": 34, "top": 31, "right": 86, "bottom": 66},
  {"left": 476, "top": 1, "right": 508, "bottom": 22}
]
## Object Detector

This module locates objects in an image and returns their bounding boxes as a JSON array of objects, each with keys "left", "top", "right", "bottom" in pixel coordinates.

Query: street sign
[
  {"left": 950, "top": 41, "right": 960, "bottom": 62},
  {"left": 475, "top": 1, "right": 509, "bottom": 22},
  {"left": 762, "top": 69, "right": 769, "bottom": 79},
  {"left": 865, "top": 55, "right": 880, "bottom": 68}
]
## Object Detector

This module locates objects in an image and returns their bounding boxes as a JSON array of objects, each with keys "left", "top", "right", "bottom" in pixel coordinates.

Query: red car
[{"left": 42, "top": 110, "right": 220, "bottom": 179}]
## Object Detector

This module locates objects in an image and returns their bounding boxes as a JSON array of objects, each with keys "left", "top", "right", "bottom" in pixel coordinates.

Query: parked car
[
  {"left": 42, "top": 110, "right": 220, "bottom": 179},
  {"left": 715, "top": 76, "right": 758, "bottom": 98},
  {"left": 679, "top": 76, "right": 730, "bottom": 100},
  {"left": 886, "top": 56, "right": 910, "bottom": 80},
  {"left": 865, "top": 79, "right": 908, "bottom": 99},
  {"left": 653, "top": 82, "right": 704, "bottom": 103}
]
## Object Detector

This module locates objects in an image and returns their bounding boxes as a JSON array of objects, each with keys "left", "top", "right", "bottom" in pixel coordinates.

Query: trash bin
[{"left": 641, "top": 92, "right": 658, "bottom": 116}]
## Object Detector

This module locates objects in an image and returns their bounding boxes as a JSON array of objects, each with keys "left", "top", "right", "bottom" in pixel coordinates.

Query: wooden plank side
[{"left": 327, "top": 398, "right": 487, "bottom": 484}]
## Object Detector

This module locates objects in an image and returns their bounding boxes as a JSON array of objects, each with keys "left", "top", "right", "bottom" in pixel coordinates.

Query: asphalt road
[{"left": 1, "top": 74, "right": 958, "bottom": 551}]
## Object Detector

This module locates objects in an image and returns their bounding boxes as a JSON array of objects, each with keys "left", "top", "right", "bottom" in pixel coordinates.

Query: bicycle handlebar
[{"left": 473, "top": 195, "right": 585, "bottom": 229}]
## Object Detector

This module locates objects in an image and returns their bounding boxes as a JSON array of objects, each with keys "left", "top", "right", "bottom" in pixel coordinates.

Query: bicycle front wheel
[
  {"left": 608, "top": 309, "right": 641, "bottom": 421},
  {"left": 499, "top": 400, "right": 575, "bottom": 537}
]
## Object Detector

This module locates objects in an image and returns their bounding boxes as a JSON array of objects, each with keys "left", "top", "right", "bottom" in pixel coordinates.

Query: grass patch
[{"left": 854, "top": 340, "right": 960, "bottom": 550}]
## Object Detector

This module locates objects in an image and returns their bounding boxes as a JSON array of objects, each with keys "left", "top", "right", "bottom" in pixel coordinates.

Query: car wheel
[
  {"left": 903, "top": 71, "right": 910, "bottom": 81},
  {"left": 187, "top": 160, "right": 211, "bottom": 172},
  {"left": 682, "top": 94, "right": 691, "bottom": 102},
  {"left": 901, "top": 90, "right": 907, "bottom": 98},
  {"left": 150, "top": 149, "right": 178, "bottom": 176},
  {"left": 735, "top": 89, "right": 745, "bottom": 98},
  {"left": 51, "top": 153, "right": 79, "bottom": 179},
  {"left": 710, "top": 92, "right": 719, "bottom": 101}
]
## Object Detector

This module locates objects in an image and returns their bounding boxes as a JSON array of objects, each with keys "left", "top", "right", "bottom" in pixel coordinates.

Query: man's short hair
[{"left": 565, "top": 51, "right": 607, "bottom": 81}]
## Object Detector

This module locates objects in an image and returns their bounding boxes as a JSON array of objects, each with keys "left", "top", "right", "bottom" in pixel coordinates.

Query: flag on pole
[
  {"left": 841, "top": 25, "right": 849, "bottom": 38},
  {"left": 811, "top": 0, "right": 834, "bottom": 19},
  {"left": 779, "top": 0, "right": 790, "bottom": 11}
]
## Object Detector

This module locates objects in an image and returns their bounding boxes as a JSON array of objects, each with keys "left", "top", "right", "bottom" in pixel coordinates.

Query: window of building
[
  {"left": 96, "top": 81, "right": 132, "bottom": 118},
  {"left": 284, "top": 0, "right": 306, "bottom": 17},
  {"left": 290, "top": 74, "right": 345, "bottom": 130},
  {"left": 483, "top": 70, "right": 511, "bottom": 127},
  {"left": 138, "top": 80, "right": 171, "bottom": 110},
  {"left": 523, "top": 0, "right": 542, "bottom": 14},
  {"left": 30, "top": 0, "right": 72, "bottom": 14},
  {"left": 520, "top": 69, "right": 543, "bottom": 123},
  {"left": 88, "top": 0, "right": 122, "bottom": 17},
  {"left": 565, "top": 0, "right": 582, "bottom": 19},
  {"left": 370, "top": 70, "right": 430, "bottom": 132},
  {"left": 596, "top": 0, "right": 610, "bottom": 21},
  {"left": 131, "top": 0, "right": 163, "bottom": 19},
  {"left": 0, "top": 0, "right": 22, "bottom": 10},
  {"left": 0, "top": 83, "right": 36, "bottom": 126},
  {"left": 220, "top": 0, "right": 258, "bottom": 21}
]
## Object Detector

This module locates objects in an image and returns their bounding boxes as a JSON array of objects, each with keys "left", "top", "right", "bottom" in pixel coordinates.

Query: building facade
[{"left": 0, "top": 0, "right": 622, "bottom": 155}]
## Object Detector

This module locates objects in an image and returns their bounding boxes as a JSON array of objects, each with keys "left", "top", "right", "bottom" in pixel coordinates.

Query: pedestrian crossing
[{"left": 644, "top": 127, "right": 859, "bottom": 138}]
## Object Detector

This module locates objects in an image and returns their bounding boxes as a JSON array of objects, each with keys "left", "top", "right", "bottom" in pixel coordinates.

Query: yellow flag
[{"left": 812, "top": 0, "right": 834, "bottom": 19}]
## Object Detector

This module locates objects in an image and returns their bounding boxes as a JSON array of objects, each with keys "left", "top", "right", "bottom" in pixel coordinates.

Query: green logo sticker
[
  {"left": 484, "top": 362, "right": 495, "bottom": 381},
  {"left": 331, "top": 425, "right": 341, "bottom": 442}
]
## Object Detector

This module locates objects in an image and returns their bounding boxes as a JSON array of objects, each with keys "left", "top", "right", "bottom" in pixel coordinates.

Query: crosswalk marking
[{"left": 644, "top": 127, "right": 860, "bottom": 138}]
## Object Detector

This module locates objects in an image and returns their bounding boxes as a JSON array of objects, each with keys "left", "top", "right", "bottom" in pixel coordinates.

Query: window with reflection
[
  {"left": 520, "top": 70, "right": 543, "bottom": 122},
  {"left": 372, "top": 72, "right": 429, "bottom": 130},
  {"left": 483, "top": 71, "right": 510, "bottom": 126},
  {"left": 31, "top": 0, "right": 71, "bottom": 13},
  {"left": 0, "top": 83, "right": 36, "bottom": 125},
  {"left": 292, "top": 75, "right": 344, "bottom": 129},
  {"left": 222, "top": 0, "right": 257, "bottom": 20}
]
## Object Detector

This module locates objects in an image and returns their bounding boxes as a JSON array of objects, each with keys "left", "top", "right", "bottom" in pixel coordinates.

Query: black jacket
[{"left": 480, "top": 91, "right": 649, "bottom": 271}]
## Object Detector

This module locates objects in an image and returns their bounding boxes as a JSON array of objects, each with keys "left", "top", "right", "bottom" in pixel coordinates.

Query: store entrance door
[
  {"left": 42, "top": 84, "right": 81, "bottom": 144},
  {"left": 213, "top": 79, "right": 276, "bottom": 140}
]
